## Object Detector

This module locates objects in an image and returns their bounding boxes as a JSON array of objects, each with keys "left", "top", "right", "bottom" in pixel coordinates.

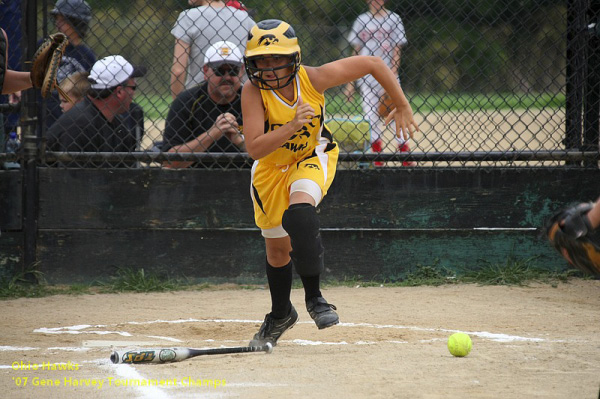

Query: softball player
[{"left": 242, "top": 19, "right": 419, "bottom": 346}]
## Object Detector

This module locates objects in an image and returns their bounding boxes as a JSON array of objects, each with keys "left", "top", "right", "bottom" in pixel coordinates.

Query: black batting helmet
[{"left": 51, "top": 0, "right": 92, "bottom": 38}]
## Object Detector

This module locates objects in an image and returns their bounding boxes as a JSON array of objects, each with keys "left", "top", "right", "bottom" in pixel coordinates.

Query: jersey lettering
[
  {"left": 281, "top": 142, "right": 308, "bottom": 152},
  {"left": 268, "top": 112, "right": 322, "bottom": 152}
]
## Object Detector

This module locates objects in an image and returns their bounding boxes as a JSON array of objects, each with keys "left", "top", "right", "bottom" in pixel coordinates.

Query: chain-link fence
[{"left": 1, "top": 0, "right": 599, "bottom": 169}]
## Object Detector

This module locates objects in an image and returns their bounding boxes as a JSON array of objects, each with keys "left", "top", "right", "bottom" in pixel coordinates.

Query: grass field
[
  {"left": 135, "top": 92, "right": 566, "bottom": 120},
  {"left": 0, "top": 257, "right": 581, "bottom": 299}
]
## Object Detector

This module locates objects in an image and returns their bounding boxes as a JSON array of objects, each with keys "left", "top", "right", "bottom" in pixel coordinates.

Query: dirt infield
[
  {"left": 1, "top": 280, "right": 599, "bottom": 398},
  {"left": 408, "top": 109, "right": 566, "bottom": 153}
]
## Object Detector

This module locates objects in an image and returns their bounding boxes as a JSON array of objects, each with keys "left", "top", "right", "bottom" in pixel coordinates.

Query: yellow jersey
[{"left": 258, "top": 65, "right": 331, "bottom": 165}]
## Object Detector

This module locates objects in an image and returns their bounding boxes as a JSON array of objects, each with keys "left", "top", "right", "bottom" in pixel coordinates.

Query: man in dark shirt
[
  {"left": 47, "top": 55, "right": 146, "bottom": 167},
  {"left": 162, "top": 41, "right": 246, "bottom": 169}
]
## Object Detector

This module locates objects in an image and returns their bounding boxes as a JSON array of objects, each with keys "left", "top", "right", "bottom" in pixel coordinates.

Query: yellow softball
[{"left": 447, "top": 332, "right": 472, "bottom": 357}]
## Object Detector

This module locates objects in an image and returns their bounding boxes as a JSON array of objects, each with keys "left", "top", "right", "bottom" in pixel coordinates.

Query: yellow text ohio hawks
[{"left": 259, "top": 65, "right": 334, "bottom": 165}]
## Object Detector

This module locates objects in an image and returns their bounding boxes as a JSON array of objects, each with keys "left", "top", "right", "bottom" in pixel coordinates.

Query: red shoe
[
  {"left": 371, "top": 139, "right": 384, "bottom": 167},
  {"left": 399, "top": 142, "right": 416, "bottom": 166}
]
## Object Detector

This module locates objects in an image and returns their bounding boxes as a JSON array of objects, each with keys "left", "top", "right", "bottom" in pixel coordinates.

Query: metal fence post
[
  {"left": 21, "top": 0, "right": 39, "bottom": 277},
  {"left": 583, "top": 0, "right": 600, "bottom": 167},
  {"left": 566, "top": 0, "right": 590, "bottom": 159}
]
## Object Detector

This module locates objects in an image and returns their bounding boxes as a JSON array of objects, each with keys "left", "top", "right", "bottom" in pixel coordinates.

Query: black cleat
[
  {"left": 249, "top": 305, "right": 298, "bottom": 347},
  {"left": 306, "top": 296, "right": 339, "bottom": 329}
]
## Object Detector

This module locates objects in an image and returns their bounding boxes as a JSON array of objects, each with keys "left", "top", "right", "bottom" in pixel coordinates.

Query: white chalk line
[
  {"left": 336, "top": 322, "right": 554, "bottom": 343},
  {"left": 47, "top": 347, "right": 91, "bottom": 351},
  {"left": 0, "top": 345, "right": 39, "bottom": 351},
  {"left": 32, "top": 318, "right": 565, "bottom": 344},
  {"left": 34, "top": 324, "right": 132, "bottom": 336},
  {"left": 96, "top": 358, "right": 172, "bottom": 399}
]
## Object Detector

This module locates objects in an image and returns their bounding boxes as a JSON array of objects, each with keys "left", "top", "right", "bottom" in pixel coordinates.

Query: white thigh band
[
  {"left": 261, "top": 225, "right": 288, "bottom": 238},
  {"left": 290, "top": 178, "right": 323, "bottom": 205}
]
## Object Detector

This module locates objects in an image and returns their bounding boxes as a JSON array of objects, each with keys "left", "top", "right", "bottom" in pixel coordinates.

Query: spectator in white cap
[
  {"left": 162, "top": 41, "right": 246, "bottom": 168},
  {"left": 46, "top": 55, "right": 146, "bottom": 168},
  {"left": 87, "top": 55, "right": 146, "bottom": 102}
]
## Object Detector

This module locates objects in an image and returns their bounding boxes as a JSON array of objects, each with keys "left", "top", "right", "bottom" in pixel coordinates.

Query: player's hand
[
  {"left": 9, "top": 92, "right": 21, "bottom": 104},
  {"left": 291, "top": 96, "right": 314, "bottom": 130},
  {"left": 343, "top": 83, "right": 355, "bottom": 103},
  {"left": 384, "top": 102, "right": 419, "bottom": 141},
  {"left": 214, "top": 113, "right": 239, "bottom": 138}
]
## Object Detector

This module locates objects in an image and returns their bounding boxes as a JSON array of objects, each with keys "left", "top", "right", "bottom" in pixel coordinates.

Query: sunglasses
[{"left": 210, "top": 65, "right": 241, "bottom": 77}]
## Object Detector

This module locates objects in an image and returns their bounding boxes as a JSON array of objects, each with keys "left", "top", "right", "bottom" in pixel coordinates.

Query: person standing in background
[
  {"left": 170, "top": 0, "right": 255, "bottom": 99},
  {"left": 345, "top": 0, "right": 414, "bottom": 166}
]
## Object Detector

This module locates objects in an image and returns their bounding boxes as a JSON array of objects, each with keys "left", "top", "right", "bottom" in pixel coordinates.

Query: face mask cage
[{"left": 244, "top": 53, "right": 300, "bottom": 90}]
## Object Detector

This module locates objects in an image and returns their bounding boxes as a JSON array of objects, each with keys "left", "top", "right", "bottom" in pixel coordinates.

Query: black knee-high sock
[
  {"left": 300, "top": 274, "right": 322, "bottom": 302},
  {"left": 266, "top": 259, "right": 293, "bottom": 319}
]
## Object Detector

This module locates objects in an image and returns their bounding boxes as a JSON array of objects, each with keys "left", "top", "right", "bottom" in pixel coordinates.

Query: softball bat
[{"left": 110, "top": 343, "right": 273, "bottom": 364}]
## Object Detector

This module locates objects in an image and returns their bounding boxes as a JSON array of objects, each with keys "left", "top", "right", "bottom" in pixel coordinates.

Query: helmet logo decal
[{"left": 258, "top": 34, "right": 279, "bottom": 46}]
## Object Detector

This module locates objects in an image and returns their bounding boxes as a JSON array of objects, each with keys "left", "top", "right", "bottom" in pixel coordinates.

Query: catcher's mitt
[
  {"left": 546, "top": 202, "right": 600, "bottom": 277},
  {"left": 378, "top": 93, "right": 394, "bottom": 119},
  {"left": 30, "top": 32, "right": 72, "bottom": 103}
]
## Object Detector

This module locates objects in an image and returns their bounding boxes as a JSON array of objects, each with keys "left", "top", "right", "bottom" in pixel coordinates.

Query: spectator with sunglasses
[
  {"left": 170, "top": 0, "right": 255, "bottom": 99},
  {"left": 163, "top": 41, "right": 246, "bottom": 169},
  {"left": 46, "top": 55, "right": 146, "bottom": 167}
]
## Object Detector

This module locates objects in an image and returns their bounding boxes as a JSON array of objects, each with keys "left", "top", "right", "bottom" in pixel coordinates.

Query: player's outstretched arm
[
  {"left": 3, "top": 71, "right": 32, "bottom": 94},
  {"left": 307, "top": 55, "right": 419, "bottom": 140},
  {"left": 1, "top": 29, "right": 33, "bottom": 94}
]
